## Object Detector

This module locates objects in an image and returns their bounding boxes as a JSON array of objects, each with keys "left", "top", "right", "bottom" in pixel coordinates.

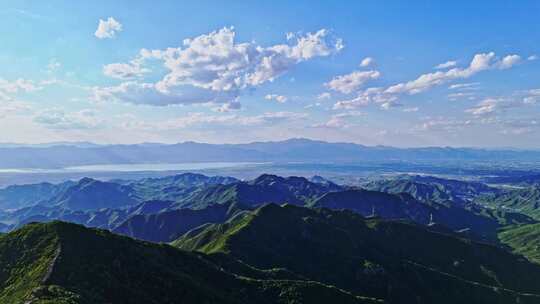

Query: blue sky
[{"left": 0, "top": 1, "right": 539, "bottom": 148}]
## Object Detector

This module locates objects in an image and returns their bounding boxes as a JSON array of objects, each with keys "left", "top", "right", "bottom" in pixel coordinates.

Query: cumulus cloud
[
  {"left": 103, "top": 62, "right": 149, "bottom": 79},
  {"left": 214, "top": 101, "right": 242, "bottom": 112},
  {"left": 434, "top": 60, "right": 457, "bottom": 69},
  {"left": 334, "top": 52, "right": 523, "bottom": 110},
  {"left": 334, "top": 87, "right": 397, "bottom": 109},
  {"left": 498, "top": 54, "right": 521, "bottom": 69},
  {"left": 94, "top": 17, "right": 122, "bottom": 39},
  {"left": 0, "top": 78, "right": 41, "bottom": 94},
  {"left": 34, "top": 109, "right": 102, "bottom": 129},
  {"left": 325, "top": 70, "right": 380, "bottom": 94},
  {"left": 528, "top": 55, "right": 538, "bottom": 61},
  {"left": 385, "top": 53, "right": 506, "bottom": 94},
  {"left": 265, "top": 94, "right": 288, "bottom": 103},
  {"left": 360, "top": 57, "right": 374, "bottom": 67},
  {"left": 99, "top": 27, "right": 342, "bottom": 106}
]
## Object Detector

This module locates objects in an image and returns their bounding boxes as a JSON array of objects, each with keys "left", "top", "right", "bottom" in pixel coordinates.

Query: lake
[{"left": 0, "top": 162, "right": 260, "bottom": 174}]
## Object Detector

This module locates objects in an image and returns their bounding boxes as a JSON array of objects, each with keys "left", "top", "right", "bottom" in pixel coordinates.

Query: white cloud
[
  {"left": 0, "top": 78, "right": 41, "bottom": 94},
  {"left": 334, "top": 87, "right": 396, "bottom": 109},
  {"left": 103, "top": 62, "right": 149, "bottom": 79},
  {"left": 214, "top": 101, "right": 242, "bottom": 112},
  {"left": 524, "top": 89, "right": 540, "bottom": 104},
  {"left": 386, "top": 53, "right": 499, "bottom": 94},
  {"left": 92, "top": 81, "right": 238, "bottom": 106},
  {"left": 334, "top": 52, "right": 523, "bottom": 110},
  {"left": 47, "top": 59, "right": 61, "bottom": 73},
  {"left": 317, "top": 92, "right": 331, "bottom": 100},
  {"left": 98, "top": 27, "right": 342, "bottom": 106},
  {"left": 465, "top": 99, "right": 499, "bottom": 116},
  {"left": 34, "top": 109, "right": 102, "bottom": 129},
  {"left": 325, "top": 70, "right": 380, "bottom": 94},
  {"left": 121, "top": 111, "right": 307, "bottom": 131},
  {"left": 0, "top": 101, "right": 32, "bottom": 118},
  {"left": 465, "top": 97, "right": 524, "bottom": 116},
  {"left": 449, "top": 82, "right": 479, "bottom": 90},
  {"left": 402, "top": 107, "right": 419, "bottom": 112},
  {"left": 448, "top": 92, "right": 476, "bottom": 101},
  {"left": 417, "top": 118, "right": 473, "bottom": 132},
  {"left": 360, "top": 57, "right": 374, "bottom": 67},
  {"left": 497, "top": 54, "right": 521, "bottom": 69},
  {"left": 304, "top": 102, "right": 321, "bottom": 109},
  {"left": 434, "top": 60, "right": 457, "bottom": 69},
  {"left": 94, "top": 17, "right": 122, "bottom": 39},
  {"left": 380, "top": 101, "right": 402, "bottom": 110},
  {"left": 312, "top": 111, "right": 363, "bottom": 129},
  {"left": 528, "top": 55, "right": 538, "bottom": 61},
  {"left": 265, "top": 94, "right": 288, "bottom": 103},
  {"left": 499, "top": 119, "right": 540, "bottom": 135}
]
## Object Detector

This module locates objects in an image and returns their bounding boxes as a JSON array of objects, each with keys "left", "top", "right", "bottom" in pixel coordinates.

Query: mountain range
[
  {"left": 2, "top": 205, "right": 540, "bottom": 303},
  {"left": 0, "top": 173, "right": 535, "bottom": 243},
  {"left": 2, "top": 138, "right": 540, "bottom": 169},
  {"left": 1, "top": 170, "right": 540, "bottom": 302}
]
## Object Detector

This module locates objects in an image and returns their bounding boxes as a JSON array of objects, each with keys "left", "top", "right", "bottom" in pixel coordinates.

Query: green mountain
[
  {"left": 175, "top": 204, "right": 540, "bottom": 304},
  {"left": 476, "top": 185, "right": 540, "bottom": 220},
  {"left": 0, "top": 221, "right": 377, "bottom": 304},
  {"left": 308, "top": 189, "right": 530, "bottom": 241},
  {"left": 176, "top": 174, "right": 342, "bottom": 209},
  {"left": 47, "top": 178, "right": 140, "bottom": 211},
  {"left": 127, "top": 173, "right": 239, "bottom": 201},
  {"left": 113, "top": 201, "right": 250, "bottom": 242},
  {"left": 499, "top": 223, "right": 540, "bottom": 264},
  {"left": 364, "top": 175, "right": 497, "bottom": 205}
]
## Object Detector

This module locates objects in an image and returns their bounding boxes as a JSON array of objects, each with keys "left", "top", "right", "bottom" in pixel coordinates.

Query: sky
[{"left": 0, "top": 1, "right": 539, "bottom": 148}]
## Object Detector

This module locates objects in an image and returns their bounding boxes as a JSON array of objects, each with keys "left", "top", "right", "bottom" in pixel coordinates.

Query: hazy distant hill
[
  {"left": 0, "top": 181, "right": 75, "bottom": 210},
  {"left": 46, "top": 178, "right": 140, "bottom": 211},
  {"left": 2, "top": 138, "right": 540, "bottom": 169}
]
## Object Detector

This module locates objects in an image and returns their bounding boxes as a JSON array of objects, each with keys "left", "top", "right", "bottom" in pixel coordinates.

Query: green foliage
[
  {"left": 175, "top": 204, "right": 540, "bottom": 304},
  {"left": 0, "top": 221, "right": 378, "bottom": 303},
  {"left": 476, "top": 185, "right": 540, "bottom": 220},
  {"left": 499, "top": 223, "right": 540, "bottom": 264},
  {"left": 0, "top": 223, "right": 60, "bottom": 303}
]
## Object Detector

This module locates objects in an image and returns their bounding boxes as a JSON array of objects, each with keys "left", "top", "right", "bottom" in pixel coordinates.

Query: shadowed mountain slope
[
  {"left": 0, "top": 221, "right": 379, "bottom": 304},
  {"left": 175, "top": 204, "right": 540, "bottom": 304}
]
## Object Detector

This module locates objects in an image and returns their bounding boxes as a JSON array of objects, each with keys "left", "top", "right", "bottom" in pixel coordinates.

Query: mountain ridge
[{"left": 2, "top": 138, "right": 540, "bottom": 169}]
